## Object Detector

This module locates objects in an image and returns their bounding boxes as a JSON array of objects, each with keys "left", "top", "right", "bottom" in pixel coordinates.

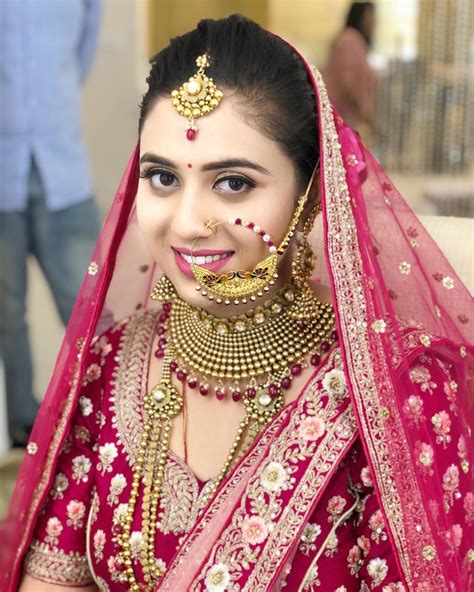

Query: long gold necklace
[{"left": 118, "top": 284, "right": 336, "bottom": 591}]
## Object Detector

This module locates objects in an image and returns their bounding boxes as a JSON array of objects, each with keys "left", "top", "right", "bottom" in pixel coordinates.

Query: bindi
[{"left": 187, "top": 163, "right": 193, "bottom": 168}]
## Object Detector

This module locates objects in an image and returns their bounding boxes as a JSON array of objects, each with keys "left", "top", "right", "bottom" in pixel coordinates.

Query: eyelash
[{"left": 138, "top": 168, "right": 256, "bottom": 194}]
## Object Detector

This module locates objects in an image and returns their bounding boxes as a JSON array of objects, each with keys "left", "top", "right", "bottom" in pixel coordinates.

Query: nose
[{"left": 169, "top": 187, "right": 214, "bottom": 244}]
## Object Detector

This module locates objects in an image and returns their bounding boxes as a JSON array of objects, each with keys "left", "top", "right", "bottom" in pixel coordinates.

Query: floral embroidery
[
  {"left": 66, "top": 500, "right": 86, "bottom": 529},
  {"left": 79, "top": 396, "right": 93, "bottom": 416},
  {"left": 204, "top": 563, "right": 231, "bottom": 592},
  {"left": 442, "top": 276, "right": 454, "bottom": 290},
  {"left": 241, "top": 515, "right": 268, "bottom": 545},
  {"left": 88, "top": 261, "right": 99, "bottom": 275},
  {"left": 463, "top": 492, "right": 474, "bottom": 524},
  {"left": 299, "top": 522, "right": 322, "bottom": 555},
  {"left": 74, "top": 425, "right": 91, "bottom": 443},
  {"left": 367, "top": 557, "right": 388, "bottom": 585},
  {"left": 371, "top": 319, "right": 386, "bottom": 333},
  {"left": 382, "top": 583, "right": 406, "bottom": 592},
  {"left": 322, "top": 368, "right": 347, "bottom": 396},
  {"left": 442, "top": 464, "right": 460, "bottom": 511},
  {"left": 368, "top": 510, "right": 387, "bottom": 544},
  {"left": 93, "top": 529, "right": 106, "bottom": 561},
  {"left": 457, "top": 435, "right": 470, "bottom": 474},
  {"left": 298, "top": 416, "right": 326, "bottom": 441},
  {"left": 431, "top": 410, "right": 452, "bottom": 447},
  {"left": 97, "top": 442, "right": 118, "bottom": 474},
  {"left": 324, "top": 532, "right": 339, "bottom": 558},
  {"left": 107, "top": 554, "right": 127, "bottom": 584},
  {"left": 83, "top": 363, "right": 101, "bottom": 384},
  {"left": 415, "top": 441, "right": 434, "bottom": 475},
  {"left": 444, "top": 524, "right": 463, "bottom": 557},
  {"left": 347, "top": 544, "right": 363, "bottom": 574},
  {"left": 107, "top": 473, "right": 127, "bottom": 506},
  {"left": 399, "top": 261, "right": 411, "bottom": 275},
  {"left": 327, "top": 495, "right": 347, "bottom": 522},
  {"left": 402, "top": 395, "right": 425, "bottom": 426},
  {"left": 50, "top": 473, "right": 69, "bottom": 500},
  {"left": 409, "top": 365, "right": 437, "bottom": 394},
  {"left": 129, "top": 531, "right": 143, "bottom": 562},
  {"left": 358, "top": 534, "right": 371, "bottom": 556},
  {"left": 71, "top": 454, "right": 92, "bottom": 483},
  {"left": 92, "top": 335, "right": 113, "bottom": 359},
  {"left": 260, "top": 461, "right": 288, "bottom": 493},
  {"left": 45, "top": 516, "right": 63, "bottom": 547}
]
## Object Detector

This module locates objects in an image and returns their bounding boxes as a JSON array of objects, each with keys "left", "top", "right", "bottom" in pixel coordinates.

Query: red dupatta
[{"left": 1, "top": 44, "right": 472, "bottom": 592}]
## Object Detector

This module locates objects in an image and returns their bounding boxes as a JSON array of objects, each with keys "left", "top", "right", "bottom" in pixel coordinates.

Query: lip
[
  {"left": 172, "top": 247, "right": 234, "bottom": 278},
  {"left": 173, "top": 247, "right": 232, "bottom": 256}
]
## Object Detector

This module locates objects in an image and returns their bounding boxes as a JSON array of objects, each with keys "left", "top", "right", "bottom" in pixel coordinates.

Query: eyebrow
[{"left": 139, "top": 153, "right": 271, "bottom": 175}]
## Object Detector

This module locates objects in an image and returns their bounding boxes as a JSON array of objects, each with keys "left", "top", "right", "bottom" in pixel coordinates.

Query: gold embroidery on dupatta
[
  {"left": 24, "top": 541, "right": 93, "bottom": 586},
  {"left": 191, "top": 349, "right": 357, "bottom": 591},
  {"left": 312, "top": 66, "right": 445, "bottom": 589}
]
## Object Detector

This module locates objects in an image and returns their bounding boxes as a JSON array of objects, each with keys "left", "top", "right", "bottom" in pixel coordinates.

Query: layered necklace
[{"left": 118, "top": 282, "right": 337, "bottom": 590}]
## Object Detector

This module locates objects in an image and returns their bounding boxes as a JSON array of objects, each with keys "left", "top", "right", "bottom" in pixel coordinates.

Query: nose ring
[{"left": 205, "top": 219, "right": 217, "bottom": 234}]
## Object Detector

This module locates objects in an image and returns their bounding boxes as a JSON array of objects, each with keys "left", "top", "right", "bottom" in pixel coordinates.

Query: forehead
[{"left": 139, "top": 94, "right": 290, "bottom": 170}]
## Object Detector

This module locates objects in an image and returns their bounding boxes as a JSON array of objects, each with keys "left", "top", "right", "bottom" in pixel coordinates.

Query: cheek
[{"left": 136, "top": 192, "right": 168, "bottom": 248}]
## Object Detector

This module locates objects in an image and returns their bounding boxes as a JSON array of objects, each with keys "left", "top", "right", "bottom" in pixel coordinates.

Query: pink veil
[{"left": 1, "top": 42, "right": 472, "bottom": 592}]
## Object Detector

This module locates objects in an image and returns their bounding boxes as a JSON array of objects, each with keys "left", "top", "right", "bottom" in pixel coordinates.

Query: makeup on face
[{"left": 136, "top": 96, "right": 300, "bottom": 312}]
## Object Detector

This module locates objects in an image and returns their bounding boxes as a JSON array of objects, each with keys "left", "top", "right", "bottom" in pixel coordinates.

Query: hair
[
  {"left": 345, "top": 2, "right": 375, "bottom": 46},
  {"left": 139, "top": 14, "right": 318, "bottom": 189}
]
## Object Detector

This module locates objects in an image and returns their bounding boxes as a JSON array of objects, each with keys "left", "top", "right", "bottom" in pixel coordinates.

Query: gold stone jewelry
[
  {"left": 118, "top": 347, "right": 183, "bottom": 590},
  {"left": 190, "top": 164, "right": 319, "bottom": 305},
  {"left": 119, "top": 282, "right": 337, "bottom": 590},
  {"left": 191, "top": 217, "right": 278, "bottom": 305},
  {"left": 290, "top": 233, "right": 320, "bottom": 320},
  {"left": 150, "top": 274, "right": 177, "bottom": 303},
  {"left": 171, "top": 53, "right": 223, "bottom": 141}
]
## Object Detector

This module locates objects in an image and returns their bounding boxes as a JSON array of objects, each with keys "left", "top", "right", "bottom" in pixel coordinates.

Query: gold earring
[
  {"left": 289, "top": 199, "right": 321, "bottom": 321},
  {"left": 150, "top": 275, "right": 176, "bottom": 303}
]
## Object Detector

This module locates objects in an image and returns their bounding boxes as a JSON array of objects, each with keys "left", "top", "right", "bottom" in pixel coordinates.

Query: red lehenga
[{"left": 1, "top": 45, "right": 472, "bottom": 592}]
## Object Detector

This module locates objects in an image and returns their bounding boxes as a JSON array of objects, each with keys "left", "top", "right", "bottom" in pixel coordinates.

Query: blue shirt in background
[{"left": 0, "top": 0, "right": 101, "bottom": 212}]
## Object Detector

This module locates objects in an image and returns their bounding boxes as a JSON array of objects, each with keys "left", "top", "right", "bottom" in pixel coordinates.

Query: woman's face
[{"left": 136, "top": 93, "right": 301, "bottom": 315}]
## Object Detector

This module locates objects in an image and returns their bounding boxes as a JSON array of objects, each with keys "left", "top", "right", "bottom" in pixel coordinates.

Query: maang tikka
[
  {"left": 190, "top": 166, "right": 319, "bottom": 305},
  {"left": 171, "top": 53, "right": 223, "bottom": 141}
]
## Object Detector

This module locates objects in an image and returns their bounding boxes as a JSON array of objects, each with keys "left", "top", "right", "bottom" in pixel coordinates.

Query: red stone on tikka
[{"left": 186, "top": 128, "right": 197, "bottom": 141}]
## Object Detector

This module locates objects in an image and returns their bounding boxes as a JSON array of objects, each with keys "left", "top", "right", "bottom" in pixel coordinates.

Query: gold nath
[
  {"left": 171, "top": 53, "right": 223, "bottom": 140},
  {"left": 190, "top": 164, "right": 319, "bottom": 304}
]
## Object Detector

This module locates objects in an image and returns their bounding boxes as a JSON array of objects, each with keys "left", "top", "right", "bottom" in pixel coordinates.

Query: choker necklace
[{"left": 118, "top": 283, "right": 337, "bottom": 590}]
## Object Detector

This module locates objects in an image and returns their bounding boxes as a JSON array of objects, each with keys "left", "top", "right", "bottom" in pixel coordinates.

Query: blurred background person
[
  {"left": 324, "top": 1, "right": 376, "bottom": 136},
  {"left": 0, "top": 0, "right": 102, "bottom": 447}
]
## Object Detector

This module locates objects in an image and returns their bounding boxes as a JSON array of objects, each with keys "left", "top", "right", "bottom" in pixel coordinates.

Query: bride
[{"left": 3, "top": 14, "right": 472, "bottom": 592}]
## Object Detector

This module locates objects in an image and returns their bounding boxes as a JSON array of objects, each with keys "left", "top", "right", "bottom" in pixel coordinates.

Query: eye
[
  {"left": 139, "top": 168, "right": 179, "bottom": 190},
  {"left": 214, "top": 175, "right": 256, "bottom": 194}
]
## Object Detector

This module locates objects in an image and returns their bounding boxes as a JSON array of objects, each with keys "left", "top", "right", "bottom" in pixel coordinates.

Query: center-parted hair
[{"left": 139, "top": 14, "right": 319, "bottom": 189}]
